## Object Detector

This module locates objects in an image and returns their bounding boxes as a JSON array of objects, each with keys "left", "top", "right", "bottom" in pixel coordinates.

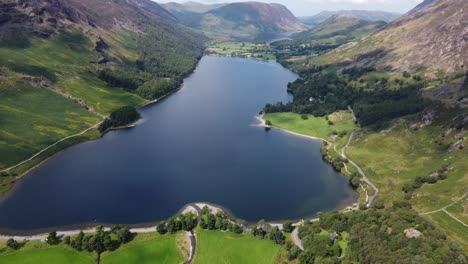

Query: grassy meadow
[
  {"left": 207, "top": 43, "right": 277, "bottom": 60},
  {"left": 0, "top": 29, "right": 147, "bottom": 191},
  {"left": 0, "top": 241, "right": 96, "bottom": 264},
  {"left": 0, "top": 79, "right": 100, "bottom": 170},
  {"left": 101, "top": 233, "right": 184, "bottom": 264},
  {"left": 194, "top": 230, "right": 281, "bottom": 264},
  {"left": 263, "top": 111, "right": 467, "bottom": 250}
]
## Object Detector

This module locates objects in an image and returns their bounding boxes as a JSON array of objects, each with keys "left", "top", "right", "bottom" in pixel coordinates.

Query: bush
[
  {"left": 402, "top": 183, "right": 415, "bottom": 193},
  {"left": 265, "top": 120, "right": 272, "bottom": 126},
  {"left": 46, "top": 231, "right": 61, "bottom": 245},
  {"left": 6, "top": 238, "right": 21, "bottom": 250},
  {"left": 283, "top": 221, "right": 294, "bottom": 233},
  {"left": 301, "top": 114, "right": 309, "bottom": 120},
  {"left": 373, "top": 199, "right": 385, "bottom": 209}
]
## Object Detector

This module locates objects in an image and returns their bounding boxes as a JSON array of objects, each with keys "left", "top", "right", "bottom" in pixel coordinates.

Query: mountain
[
  {"left": 270, "top": 15, "right": 386, "bottom": 60},
  {"left": 293, "top": 15, "right": 386, "bottom": 44},
  {"left": 0, "top": 0, "right": 205, "bottom": 176},
  {"left": 179, "top": 2, "right": 307, "bottom": 42},
  {"left": 313, "top": 0, "right": 467, "bottom": 73},
  {"left": 300, "top": 10, "right": 401, "bottom": 26},
  {"left": 161, "top": 1, "right": 227, "bottom": 18},
  {"left": 408, "top": 0, "right": 439, "bottom": 14}
]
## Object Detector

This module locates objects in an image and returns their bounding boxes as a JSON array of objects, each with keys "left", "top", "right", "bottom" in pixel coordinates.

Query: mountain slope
[
  {"left": 270, "top": 15, "right": 386, "bottom": 60},
  {"left": 180, "top": 2, "right": 307, "bottom": 41},
  {"left": 300, "top": 10, "right": 401, "bottom": 26},
  {"left": 313, "top": 0, "right": 467, "bottom": 73},
  {"left": 0, "top": 0, "right": 205, "bottom": 186},
  {"left": 161, "top": 1, "right": 227, "bottom": 18},
  {"left": 293, "top": 15, "right": 386, "bottom": 44}
]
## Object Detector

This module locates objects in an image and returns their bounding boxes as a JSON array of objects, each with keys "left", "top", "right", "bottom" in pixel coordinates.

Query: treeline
[
  {"left": 264, "top": 69, "right": 427, "bottom": 128},
  {"left": 251, "top": 220, "right": 290, "bottom": 245},
  {"left": 199, "top": 206, "right": 243, "bottom": 234},
  {"left": 402, "top": 164, "right": 449, "bottom": 197},
  {"left": 157, "top": 212, "right": 197, "bottom": 234},
  {"left": 292, "top": 202, "right": 467, "bottom": 264},
  {"left": 99, "top": 106, "right": 141, "bottom": 133}
]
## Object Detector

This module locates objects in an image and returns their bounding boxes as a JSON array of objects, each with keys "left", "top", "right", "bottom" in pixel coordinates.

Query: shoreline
[
  {"left": 0, "top": 202, "right": 224, "bottom": 238},
  {"left": 258, "top": 113, "right": 363, "bottom": 207},
  {"left": 0, "top": 57, "right": 200, "bottom": 197},
  {"left": 1, "top": 56, "right": 359, "bottom": 237}
]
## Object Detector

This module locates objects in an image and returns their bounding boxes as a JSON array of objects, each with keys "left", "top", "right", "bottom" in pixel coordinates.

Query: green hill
[
  {"left": 179, "top": 2, "right": 307, "bottom": 42},
  {"left": 0, "top": 0, "right": 206, "bottom": 192}
]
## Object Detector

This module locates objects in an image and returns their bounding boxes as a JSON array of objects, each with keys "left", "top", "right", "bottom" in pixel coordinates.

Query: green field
[
  {"left": 194, "top": 230, "right": 281, "bottom": 264},
  {"left": 0, "top": 30, "right": 147, "bottom": 189},
  {"left": 263, "top": 111, "right": 468, "bottom": 250},
  {"left": 264, "top": 111, "right": 356, "bottom": 142},
  {"left": 0, "top": 77, "right": 101, "bottom": 171},
  {"left": 101, "top": 233, "right": 184, "bottom": 264},
  {"left": 207, "top": 43, "right": 277, "bottom": 60},
  {"left": 426, "top": 210, "right": 468, "bottom": 250},
  {"left": 0, "top": 32, "right": 146, "bottom": 116},
  {"left": 0, "top": 241, "right": 95, "bottom": 264}
]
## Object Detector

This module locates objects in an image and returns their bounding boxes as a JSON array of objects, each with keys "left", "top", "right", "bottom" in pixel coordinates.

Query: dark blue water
[{"left": 0, "top": 56, "right": 356, "bottom": 233}]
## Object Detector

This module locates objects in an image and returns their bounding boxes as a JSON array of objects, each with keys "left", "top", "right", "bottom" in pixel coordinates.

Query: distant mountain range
[
  {"left": 161, "top": 1, "right": 227, "bottom": 18},
  {"left": 172, "top": 2, "right": 307, "bottom": 42},
  {"left": 299, "top": 10, "right": 401, "bottom": 25}
]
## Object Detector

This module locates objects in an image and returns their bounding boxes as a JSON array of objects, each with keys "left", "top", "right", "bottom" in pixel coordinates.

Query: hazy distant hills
[
  {"left": 300, "top": 10, "right": 401, "bottom": 26},
  {"left": 162, "top": 1, "right": 307, "bottom": 42},
  {"left": 161, "top": 1, "right": 227, "bottom": 18}
]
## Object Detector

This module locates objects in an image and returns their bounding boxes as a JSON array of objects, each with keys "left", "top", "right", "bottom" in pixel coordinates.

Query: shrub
[{"left": 6, "top": 238, "right": 21, "bottom": 250}]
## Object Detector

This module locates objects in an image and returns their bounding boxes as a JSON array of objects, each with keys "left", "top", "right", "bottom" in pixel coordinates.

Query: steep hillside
[
  {"left": 408, "top": 0, "right": 439, "bottom": 14},
  {"left": 180, "top": 2, "right": 307, "bottom": 41},
  {"left": 300, "top": 10, "right": 401, "bottom": 25},
  {"left": 293, "top": 15, "right": 386, "bottom": 44},
  {"left": 270, "top": 16, "right": 385, "bottom": 61},
  {"left": 161, "top": 1, "right": 226, "bottom": 18},
  {"left": 311, "top": 0, "right": 467, "bottom": 73},
  {"left": 0, "top": 0, "right": 205, "bottom": 190}
]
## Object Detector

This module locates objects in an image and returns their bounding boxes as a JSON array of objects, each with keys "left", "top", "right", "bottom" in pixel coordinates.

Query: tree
[
  {"left": 288, "top": 245, "right": 301, "bottom": 260},
  {"left": 167, "top": 217, "right": 181, "bottom": 234},
  {"left": 103, "top": 235, "right": 113, "bottom": 251},
  {"left": 6, "top": 238, "right": 21, "bottom": 250},
  {"left": 46, "top": 231, "right": 61, "bottom": 245},
  {"left": 157, "top": 221, "right": 167, "bottom": 234},
  {"left": 283, "top": 221, "right": 294, "bottom": 233},
  {"left": 372, "top": 199, "right": 385, "bottom": 209},
  {"left": 206, "top": 213, "right": 216, "bottom": 230},
  {"left": 116, "top": 227, "right": 132, "bottom": 243},
  {"left": 268, "top": 226, "right": 286, "bottom": 245},
  {"left": 232, "top": 224, "right": 243, "bottom": 234}
]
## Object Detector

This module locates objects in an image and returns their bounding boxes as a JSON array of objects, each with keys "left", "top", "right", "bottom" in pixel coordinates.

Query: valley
[{"left": 0, "top": 0, "right": 467, "bottom": 263}]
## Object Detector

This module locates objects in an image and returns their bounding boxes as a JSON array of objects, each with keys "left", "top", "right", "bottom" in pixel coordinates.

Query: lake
[{"left": 0, "top": 56, "right": 357, "bottom": 233}]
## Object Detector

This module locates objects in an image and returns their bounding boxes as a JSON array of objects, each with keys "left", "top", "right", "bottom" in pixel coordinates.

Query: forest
[
  {"left": 291, "top": 202, "right": 466, "bottom": 264},
  {"left": 264, "top": 67, "right": 428, "bottom": 128}
]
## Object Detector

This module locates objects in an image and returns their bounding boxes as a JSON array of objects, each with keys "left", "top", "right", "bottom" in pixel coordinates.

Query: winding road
[{"left": 341, "top": 131, "right": 379, "bottom": 207}]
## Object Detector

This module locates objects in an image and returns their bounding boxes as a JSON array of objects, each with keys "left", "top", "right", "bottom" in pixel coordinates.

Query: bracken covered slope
[{"left": 317, "top": 0, "right": 467, "bottom": 73}]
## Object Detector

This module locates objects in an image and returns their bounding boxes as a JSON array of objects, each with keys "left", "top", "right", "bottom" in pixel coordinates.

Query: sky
[{"left": 155, "top": 0, "right": 425, "bottom": 17}]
